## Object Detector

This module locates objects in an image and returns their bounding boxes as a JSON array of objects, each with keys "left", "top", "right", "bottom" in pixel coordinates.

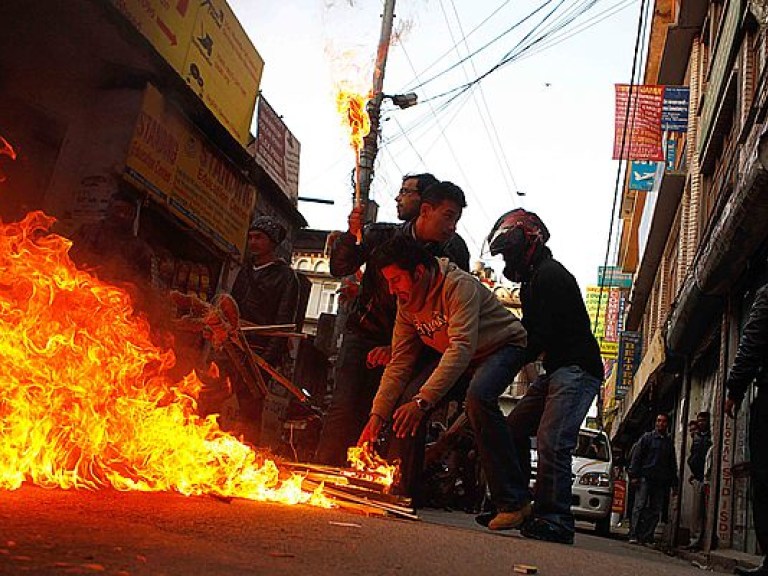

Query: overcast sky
[{"left": 229, "top": 0, "right": 644, "bottom": 291}]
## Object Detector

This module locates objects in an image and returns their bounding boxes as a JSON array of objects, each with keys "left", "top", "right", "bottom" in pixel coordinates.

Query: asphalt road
[{"left": 0, "top": 487, "right": 713, "bottom": 575}]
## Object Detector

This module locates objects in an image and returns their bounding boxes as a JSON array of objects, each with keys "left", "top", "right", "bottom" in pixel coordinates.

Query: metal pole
[{"left": 356, "top": 0, "right": 396, "bottom": 210}]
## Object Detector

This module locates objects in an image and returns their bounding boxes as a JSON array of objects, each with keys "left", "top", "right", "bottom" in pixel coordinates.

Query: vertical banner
[
  {"left": 250, "top": 97, "right": 301, "bottom": 204},
  {"left": 616, "top": 331, "right": 642, "bottom": 399},
  {"left": 661, "top": 86, "right": 690, "bottom": 131},
  {"left": 613, "top": 84, "right": 665, "bottom": 161}
]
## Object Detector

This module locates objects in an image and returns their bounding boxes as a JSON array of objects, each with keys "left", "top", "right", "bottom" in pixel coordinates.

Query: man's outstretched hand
[
  {"left": 392, "top": 401, "right": 424, "bottom": 439},
  {"left": 358, "top": 414, "right": 384, "bottom": 446}
]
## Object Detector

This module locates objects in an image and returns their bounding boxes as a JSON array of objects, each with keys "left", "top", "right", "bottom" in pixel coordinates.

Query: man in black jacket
[
  {"left": 628, "top": 413, "right": 679, "bottom": 545},
  {"left": 227, "top": 216, "right": 301, "bottom": 443},
  {"left": 487, "top": 208, "right": 603, "bottom": 544},
  {"left": 687, "top": 411, "right": 712, "bottom": 550},
  {"left": 315, "top": 179, "right": 470, "bottom": 467},
  {"left": 725, "top": 282, "right": 768, "bottom": 576}
]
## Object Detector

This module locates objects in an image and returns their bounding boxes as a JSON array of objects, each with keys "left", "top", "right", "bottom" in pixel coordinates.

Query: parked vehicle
[{"left": 530, "top": 427, "right": 613, "bottom": 535}]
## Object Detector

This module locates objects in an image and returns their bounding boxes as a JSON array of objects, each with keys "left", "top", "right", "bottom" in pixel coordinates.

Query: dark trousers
[
  {"left": 630, "top": 478, "right": 668, "bottom": 543},
  {"left": 315, "top": 332, "right": 384, "bottom": 466},
  {"left": 751, "top": 390, "right": 768, "bottom": 561}
]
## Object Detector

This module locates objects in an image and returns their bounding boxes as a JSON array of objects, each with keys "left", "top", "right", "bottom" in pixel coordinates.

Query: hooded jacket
[
  {"left": 330, "top": 220, "right": 470, "bottom": 343},
  {"left": 371, "top": 259, "right": 527, "bottom": 420}
]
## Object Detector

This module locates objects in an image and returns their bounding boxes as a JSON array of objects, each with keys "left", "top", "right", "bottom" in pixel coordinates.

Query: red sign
[
  {"left": 613, "top": 85, "right": 664, "bottom": 161},
  {"left": 612, "top": 479, "right": 627, "bottom": 514}
]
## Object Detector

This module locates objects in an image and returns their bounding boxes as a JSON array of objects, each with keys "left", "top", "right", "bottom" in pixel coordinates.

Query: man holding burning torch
[
  {"left": 315, "top": 178, "right": 470, "bottom": 467},
  {"left": 357, "top": 234, "right": 531, "bottom": 529}
]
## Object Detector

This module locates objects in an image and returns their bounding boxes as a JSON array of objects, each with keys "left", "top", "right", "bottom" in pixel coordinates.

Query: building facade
[{"left": 611, "top": 0, "right": 768, "bottom": 558}]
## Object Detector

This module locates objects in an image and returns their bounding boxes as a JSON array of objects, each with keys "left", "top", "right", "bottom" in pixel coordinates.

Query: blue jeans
[
  {"left": 464, "top": 343, "right": 530, "bottom": 511},
  {"left": 507, "top": 365, "right": 600, "bottom": 532},
  {"left": 388, "top": 343, "right": 529, "bottom": 511}
]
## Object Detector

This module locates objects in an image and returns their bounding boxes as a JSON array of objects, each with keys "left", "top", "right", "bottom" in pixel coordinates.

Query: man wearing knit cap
[{"left": 227, "top": 215, "right": 301, "bottom": 443}]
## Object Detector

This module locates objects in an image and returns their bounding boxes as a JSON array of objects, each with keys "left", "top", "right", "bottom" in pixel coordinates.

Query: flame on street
[
  {"left": 347, "top": 444, "right": 397, "bottom": 491},
  {"left": 0, "top": 210, "right": 330, "bottom": 507},
  {"left": 336, "top": 84, "right": 371, "bottom": 152}
]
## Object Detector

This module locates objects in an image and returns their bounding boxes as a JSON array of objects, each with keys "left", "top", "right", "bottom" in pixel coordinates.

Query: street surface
[{"left": 0, "top": 487, "right": 712, "bottom": 575}]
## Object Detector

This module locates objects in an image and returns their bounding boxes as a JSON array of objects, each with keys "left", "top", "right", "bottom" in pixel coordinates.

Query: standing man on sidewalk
[
  {"left": 628, "top": 413, "right": 679, "bottom": 546},
  {"left": 487, "top": 208, "right": 603, "bottom": 544},
  {"left": 725, "top": 282, "right": 768, "bottom": 576},
  {"left": 687, "top": 411, "right": 712, "bottom": 550}
]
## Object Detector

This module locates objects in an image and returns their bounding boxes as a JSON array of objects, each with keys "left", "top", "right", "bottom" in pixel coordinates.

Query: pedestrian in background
[
  {"left": 686, "top": 411, "right": 711, "bottom": 550},
  {"left": 725, "top": 282, "right": 768, "bottom": 576},
  {"left": 628, "top": 413, "right": 678, "bottom": 546}
]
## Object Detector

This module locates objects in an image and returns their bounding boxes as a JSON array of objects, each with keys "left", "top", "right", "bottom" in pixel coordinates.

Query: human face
[
  {"left": 380, "top": 263, "right": 423, "bottom": 305},
  {"left": 396, "top": 178, "right": 421, "bottom": 221},
  {"left": 418, "top": 199, "right": 462, "bottom": 243},
  {"left": 655, "top": 414, "right": 669, "bottom": 434},
  {"left": 696, "top": 414, "right": 710, "bottom": 433},
  {"left": 247, "top": 229, "right": 276, "bottom": 259},
  {"left": 688, "top": 423, "right": 698, "bottom": 439}
]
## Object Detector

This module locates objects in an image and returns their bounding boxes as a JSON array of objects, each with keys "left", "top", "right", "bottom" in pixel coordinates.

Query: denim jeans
[
  {"left": 464, "top": 343, "right": 531, "bottom": 512},
  {"left": 629, "top": 478, "right": 667, "bottom": 543},
  {"left": 387, "top": 343, "right": 529, "bottom": 511},
  {"left": 507, "top": 365, "right": 600, "bottom": 532}
]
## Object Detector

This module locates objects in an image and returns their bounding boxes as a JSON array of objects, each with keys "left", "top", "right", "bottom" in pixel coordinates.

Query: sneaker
[
  {"left": 520, "top": 518, "right": 575, "bottom": 545},
  {"left": 488, "top": 502, "right": 533, "bottom": 531}
]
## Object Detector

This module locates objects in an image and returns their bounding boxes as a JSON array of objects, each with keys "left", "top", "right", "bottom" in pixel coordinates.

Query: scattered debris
[
  {"left": 328, "top": 521, "right": 362, "bottom": 528},
  {"left": 268, "top": 551, "right": 295, "bottom": 558},
  {"left": 513, "top": 564, "right": 538, "bottom": 574}
]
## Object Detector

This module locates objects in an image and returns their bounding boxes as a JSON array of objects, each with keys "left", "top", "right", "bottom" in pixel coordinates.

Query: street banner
[
  {"left": 616, "top": 331, "right": 642, "bottom": 399},
  {"left": 613, "top": 84, "right": 665, "bottom": 161},
  {"left": 628, "top": 161, "right": 658, "bottom": 191},
  {"left": 661, "top": 86, "right": 690, "bottom": 131},
  {"left": 604, "top": 288, "right": 622, "bottom": 342},
  {"left": 612, "top": 479, "right": 627, "bottom": 514},
  {"left": 249, "top": 97, "right": 301, "bottom": 204},
  {"left": 665, "top": 136, "right": 678, "bottom": 171},
  {"left": 109, "top": 0, "right": 264, "bottom": 146},
  {"left": 125, "top": 85, "right": 257, "bottom": 257},
  {"left": 586, "top": 285, "right": 610, "bottom": 338}
]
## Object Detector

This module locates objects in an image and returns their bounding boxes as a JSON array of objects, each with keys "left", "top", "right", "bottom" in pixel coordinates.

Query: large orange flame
[
  {"left": 336, "top": 84, "right": 371, "bottom": 153},
  {"left": 0, "top": 209, "right": 330, "bottom": 507}
]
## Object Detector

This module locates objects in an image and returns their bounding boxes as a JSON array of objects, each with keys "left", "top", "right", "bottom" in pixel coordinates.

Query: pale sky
[{"left": 229, "top": 0, "right": 643, "bottom": 291}]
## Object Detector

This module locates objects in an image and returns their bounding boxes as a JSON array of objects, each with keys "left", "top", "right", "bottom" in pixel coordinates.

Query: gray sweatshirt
[{"left": 371, "top": 258, "right": 527, "bottom": 420}]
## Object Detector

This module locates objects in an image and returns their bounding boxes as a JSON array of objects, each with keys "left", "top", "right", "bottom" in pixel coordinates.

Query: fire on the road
[{"left": 0, "top": 208, "right": 333, "bottom": 507}]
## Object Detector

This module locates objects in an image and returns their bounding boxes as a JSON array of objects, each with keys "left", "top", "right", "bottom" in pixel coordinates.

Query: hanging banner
[
  {"left": 613, "top": 85, "right": 665, "bottom": 161},
  {"left": 629, "top": 161, "right": 659, "bottom": 191},
  {"left": 661, "top": 86, "right": 690, "bottom": 131},
  {"left": 616, "top": 331, "right": 642, "bottom": 399}
]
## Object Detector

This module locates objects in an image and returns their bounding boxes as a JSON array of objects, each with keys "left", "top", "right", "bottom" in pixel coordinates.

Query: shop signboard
[
  {"left": 616, "top": 331, "right": 642, "bottom": 399},
  {"left": 598, "top": 265, "right": 633, "bottom": 288},
  {"left": 124, "top": 85, "right": 256, "bottom": 257},
  {"left": 629, "top": 161, "right": 658, "bottom": 191},
  {"left": 109, "top": 0, "right": 264, "bottom": 146},
  {"left": 250, "top": 97, "right": 301, "bottom": 204}
]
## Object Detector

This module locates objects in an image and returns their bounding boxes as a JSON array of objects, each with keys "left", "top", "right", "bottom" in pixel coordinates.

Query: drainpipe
[{"left": 667, "top": 128, "right": 768, "bottom": 354}]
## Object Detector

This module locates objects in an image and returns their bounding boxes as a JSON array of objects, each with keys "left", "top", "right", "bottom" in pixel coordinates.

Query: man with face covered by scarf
[{"left": 487, "top": 208, "right": 603, "bottom": 545}]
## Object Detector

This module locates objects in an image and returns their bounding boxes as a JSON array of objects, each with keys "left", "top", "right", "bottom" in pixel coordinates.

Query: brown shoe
[{"left": 488, "top": 502, "right": 532, "bottom": 531}]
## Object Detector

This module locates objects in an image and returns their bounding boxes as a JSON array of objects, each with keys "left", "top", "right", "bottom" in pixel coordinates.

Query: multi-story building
[{"left": 612, "top": 0, "right": 768, "bottom": 559}]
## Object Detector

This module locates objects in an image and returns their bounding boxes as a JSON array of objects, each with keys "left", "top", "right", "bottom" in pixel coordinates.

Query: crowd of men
[{"left": 71, "top": 173, "right": 767, "bottom": 563}]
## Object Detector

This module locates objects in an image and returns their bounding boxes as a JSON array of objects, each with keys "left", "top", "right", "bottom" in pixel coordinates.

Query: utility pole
[{"left": 356, "top": 0, "right": 396, "bottom": 214}]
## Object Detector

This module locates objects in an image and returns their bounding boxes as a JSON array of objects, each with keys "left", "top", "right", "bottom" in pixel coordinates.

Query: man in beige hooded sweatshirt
[{"left": 358, "top": 235, "right": 531, "bottom": 529}]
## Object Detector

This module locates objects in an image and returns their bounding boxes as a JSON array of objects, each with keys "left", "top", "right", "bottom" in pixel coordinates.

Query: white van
[{"left": 530, "top": 427, "right": 613, "bottom": 535}]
